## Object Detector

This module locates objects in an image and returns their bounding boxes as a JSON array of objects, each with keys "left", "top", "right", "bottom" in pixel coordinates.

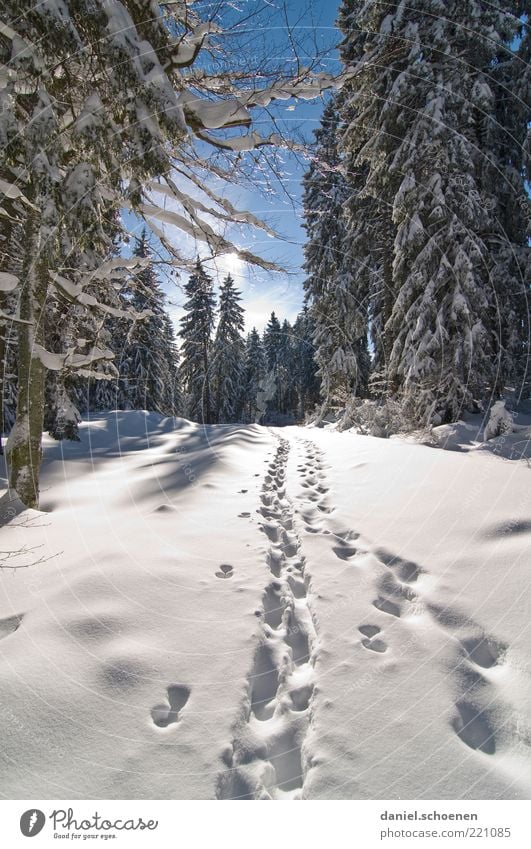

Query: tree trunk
[
  {"left": 6, "top": 214, "right": 46, "bottom": 509},
  {"left": 0, "top": 293, "right": 6, "bottom": 455}
]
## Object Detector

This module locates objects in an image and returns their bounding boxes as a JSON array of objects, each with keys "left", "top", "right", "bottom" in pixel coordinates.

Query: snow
[
  {"left": 0, "top": 271, "right": 19, "bottom": 291},
  {"left": 0, "top": 412, "right": 530, "bottom": 799},
  {"left": 431, "top": 407, "right": 531, "bottom": 461},
  {"left": 33, "top": 342, "right": 114, "bottom": 371}
]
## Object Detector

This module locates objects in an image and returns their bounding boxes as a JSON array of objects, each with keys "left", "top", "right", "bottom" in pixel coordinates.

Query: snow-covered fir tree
[
  {"left": 118, "top": 232, "right": 180, "bottom": 416},
  {"left": 179, "top": 261, "right": 216, "bottom": 424},
  {"left": 278, "top": 319, "right": 296, "bottom": 415},
  {"left": 302, "top": 94, "right": 370, "bottom": 413},
  {"left": 484, "top": 11, "right": 530, "bottom": 398},
  {"left": 337, "top": 0, "right": 529, "bottom": 426},
  {"left": 262, "top": 312, "right": 285, "bottom": 415},
  {"left": 243, "top": 328, "right": 267, "bottom": 422},
  {"left": 212, "top": 275, "right": 246, "bottom": 423},
  {"left": 292, "top": 309, "right": 320, "bottom": 419}
]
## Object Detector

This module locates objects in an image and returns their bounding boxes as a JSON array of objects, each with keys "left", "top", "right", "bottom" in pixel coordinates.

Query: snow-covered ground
[{"left": 0, "top": 412, "right": 530, "bottom": 800}]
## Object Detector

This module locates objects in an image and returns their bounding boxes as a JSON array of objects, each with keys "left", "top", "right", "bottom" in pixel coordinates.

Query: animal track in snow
[
  {"left": 359, "top": 624, "right": 381, "bottom": 638},
  {"left": 0, "top": 613, "right": 23, "bottom": 640},
  {"left": 151, "top": 684, "right": 190, "bottom": 728},
  {"left": 359, "top": 624, "right": 387, "bottom": 653},
  {"left": 216, "top": 564, "right": 234, "bottom": 579}
]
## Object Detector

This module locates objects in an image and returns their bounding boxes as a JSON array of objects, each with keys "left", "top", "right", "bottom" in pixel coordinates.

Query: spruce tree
[
  {"left": 338, "top": 0, "right": 529, "bottom": 425},
  {"left": 212, "top": 275, "right": 246, "bottom": 423},
  {"left": 303, "top": 94, "right": 370, "bottom": 412},
  {"left": 292, "top": 309, "right": 320, "bottom": 419},
  {"left": 243, "top": 328, "right": 267, "bottom": 422},
  {"left": 179, "top": 261, "right": 216, "bottom": 424},
  {"left": 120, "top": 232, "right": 180, "bottom": 415}
]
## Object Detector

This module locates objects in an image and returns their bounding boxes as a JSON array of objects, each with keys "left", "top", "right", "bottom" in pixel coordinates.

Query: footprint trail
[{"left": 218, "top": 436, "right": 318, "bottom": 800}]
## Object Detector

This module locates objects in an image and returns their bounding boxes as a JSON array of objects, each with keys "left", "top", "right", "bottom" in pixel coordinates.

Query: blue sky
[{"left": 148, "top": 0, "right": 342, "bottom": 334}]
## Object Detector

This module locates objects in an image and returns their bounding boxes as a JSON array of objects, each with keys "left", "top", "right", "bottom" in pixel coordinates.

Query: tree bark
[{"left": 6, "top": 213, "right": 46, "bottom": 509}]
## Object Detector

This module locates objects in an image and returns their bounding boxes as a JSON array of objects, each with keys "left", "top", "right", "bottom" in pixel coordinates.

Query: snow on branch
[
  {"left": 49, "top": 272, "right": 152, "bottom": 320},
  {"left": 33, "top": 342, "right": 115, "bottom": 371},
  {"left": 0, "top": 272, "right": 19, "bottom": 292},
  {"left": 132, "top": 201, "right": 282, "bottom": 271},
  {"left": 146, "top": 177, "right": 278, "bottom": 238},
  {"left": 169, "top": 21, "right": 222, "bottom": 69},
  {"left": 89, "top": 256, "right": 151, "bottom": 280},
  {"left": 180, "top": 72, "right": 338, "bottom": 141},
  {"left": 0, "top": 178, "right": 39, "bottom": 211}
]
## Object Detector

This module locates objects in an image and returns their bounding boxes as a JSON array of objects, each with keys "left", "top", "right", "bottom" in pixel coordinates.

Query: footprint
[
  {"left": 0, "top": 613, "right": 23, "bottom": 640},
  {"left": 290, "top": 683, "right": 314, "bottom": 711},
  {"left": 361, "top": 636, "right": 387, "bottom": 653},
  {"left": 263, "top": 583, "right": 284, "bottom": 629},
  {"left": 151, "top": 684, "right": 190, "bottom": 728},
  {"left": 250, "top": 643, "right": 280, "bottom": 721},
  {"left": 268, "top": 727, "right": 303, "bottom": 792},
  {"left": 287, "top": 574, "right": 307, "bottom": 599},
  {"left": 239, "top": 489, "right": 248, "bottom": 494},
  {"left": 375, "top": 548, "right": 423, "bottom": 583},
  {"left": 153, "top": 504, "right": 176, "bottom": 513},
  {"left": 358, "top": 622, "right": 388, "bottom": 651},
  {"left": 372, "top": 596, "right": 401, "bottom": 618},
  {"left": 285, "top": 611, "right": 310, "bottom": 665},
  {"left": 451, "top": 701, "right": 496, "bottom": 754},
  {"left": 215, "top": 564, "right": 234, "bottom": 579},
  {"left": 359, "top": 624, "right": 381, "bottom": 638},
  {"left": 333, "top": 545, "right": 358, "bottom": 561},
  {"left": 261, "top": 522, "right": 281, "bottom": 543},
  {"left": 461, "top": 636, "right": 504, "bottom": 669}
]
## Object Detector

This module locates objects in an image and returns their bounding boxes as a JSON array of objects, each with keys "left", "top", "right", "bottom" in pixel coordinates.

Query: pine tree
[
  {"left": 179, "top": 261, "right": 216, "bottom": 424},
  {"left": 243, "top": 328, "right": 267, "bottom": 422},
  {"left": 212, "top": 275, "right": 246, "bottom": 423}
]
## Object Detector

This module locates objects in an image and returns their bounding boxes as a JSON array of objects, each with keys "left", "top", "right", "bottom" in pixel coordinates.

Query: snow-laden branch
[
  {"left": 131, "top": 201, "right": 282, "bottom": 271},
  {"left": 146, "top": 177, "right": 278, "bottom": 238},
  {"left": 0, "top": 178, "right": 39, "bottom": 211},
  {"left": 180, "top": 71, "right": 338, "bottom": 136},
  {"left": 0, "top": 272, "right": 19, "bottom": 292},
  {"left": 169, "top": 21, "right": 222, "bottom": 69},
  {"left": 50, "top": 272, "right": 152, "bottom": 319},
  {"left": 33, "top": 342, "right": 115, "bottom": 371}
]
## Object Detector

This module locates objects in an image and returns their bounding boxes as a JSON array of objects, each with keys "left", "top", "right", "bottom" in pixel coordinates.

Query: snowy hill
[{"left": 0, "top": 412, "right": 530, "bottom": 799}]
